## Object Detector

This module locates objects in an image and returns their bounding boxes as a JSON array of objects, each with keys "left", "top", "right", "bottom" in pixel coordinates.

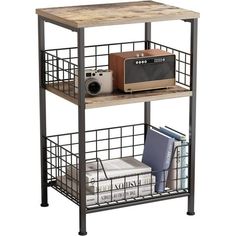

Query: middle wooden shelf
[{"left": 46, "top": 83, "right": 191, "bottom": 108}]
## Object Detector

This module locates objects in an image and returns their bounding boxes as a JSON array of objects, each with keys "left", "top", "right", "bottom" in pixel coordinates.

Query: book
[
  {"left": 56, "top": 175, "right": 95, "bottom": 205},
  {"left": 57, "top": 175, "right": 155, "bottom": 205},
  {"left": 66, "top": 157, "right": 152, "bottom": 191},
  {"left": 159, "top": 126, "right": 188, "bottom": 189},
  {"left": 90, "top": 173, "right": 156, "bottom": 193},
  {"left": 159, "top": 127, "right": 182, "bottom": 190},
  {"left": 167, "top": 139, "right": 182, "bottom": 190},
  {"left": 142, "top": 128, "right": 174, "bottom": 193},
  {"left": 160, "top": 126, "right": 186, "bottom": 141}
]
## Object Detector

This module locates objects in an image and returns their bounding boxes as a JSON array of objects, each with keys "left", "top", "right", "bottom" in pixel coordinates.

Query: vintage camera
[{"left": 75, "top": 69, "right": 113, "bottom": 96}]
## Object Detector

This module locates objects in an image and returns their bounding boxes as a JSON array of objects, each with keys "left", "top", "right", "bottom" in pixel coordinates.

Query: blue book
[
  {"left": 159, "top": 126, "right": 186, "bottom": 141},
  {"left": 142, "top": 128, "right": 174, "bottom": 193},
  {"left": 159, "top": 126, "right": 187, "bottom": 189}
]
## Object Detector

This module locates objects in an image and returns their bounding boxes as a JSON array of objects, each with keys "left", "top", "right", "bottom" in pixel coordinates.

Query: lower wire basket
[{"left": 46, "top": 123, "right": 189, "bottom": 212}]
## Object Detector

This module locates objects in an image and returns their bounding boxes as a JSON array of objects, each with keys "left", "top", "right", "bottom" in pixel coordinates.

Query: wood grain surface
[
  {"left": 46, "top": 81, "right": 192, "bottom": 109},
  {"left": 36, "top": 1, "right": 199, "bottom": 28}
]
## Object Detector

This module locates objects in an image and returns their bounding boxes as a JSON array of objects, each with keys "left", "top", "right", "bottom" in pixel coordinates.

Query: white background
[{"left": 1, "top": 0, "right": 236, "bottom": 235}]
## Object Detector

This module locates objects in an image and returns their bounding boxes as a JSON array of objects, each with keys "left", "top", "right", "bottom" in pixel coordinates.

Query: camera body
[{"left": 75, "top": 69, "right": 113, "bottom": 96}]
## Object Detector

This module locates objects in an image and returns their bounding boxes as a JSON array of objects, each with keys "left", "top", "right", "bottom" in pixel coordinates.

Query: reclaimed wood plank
[
  {"left": 36, "top": 1, "right": 199, "bottom": 29},
  {"left": 46, "top": 81, "right": 192, "bottom": 109}
]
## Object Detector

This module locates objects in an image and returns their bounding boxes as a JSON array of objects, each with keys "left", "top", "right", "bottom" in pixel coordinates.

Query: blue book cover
[
  {"left": 159, "top": 126, "right": 187, "bottom": 189},
  {"left": 142, "top": 128, "right": 174, "bottom": 193}
]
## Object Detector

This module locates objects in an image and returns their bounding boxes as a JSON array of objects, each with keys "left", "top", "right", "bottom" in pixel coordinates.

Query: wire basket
[{"left": 46, "top": 123, "right": 189, "bottom": 210}]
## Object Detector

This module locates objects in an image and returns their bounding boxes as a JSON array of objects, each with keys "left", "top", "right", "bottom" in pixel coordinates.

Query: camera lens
[
  {"left": 88, "top": 82, "right": 101, "bottom": 95},
  {"left": 85, "top": 78, "right": 101, "bottom": 96}
]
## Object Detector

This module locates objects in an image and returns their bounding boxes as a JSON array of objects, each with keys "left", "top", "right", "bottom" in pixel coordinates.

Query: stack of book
[
  {"left": 159, "top": 126, "right": 188, "bottom": 190},
  {"left": 57, "top": 157, "right": 156, "bottom": 205},
  {"left": 142, "top": 126, "right": 187, "bottom": 193}
]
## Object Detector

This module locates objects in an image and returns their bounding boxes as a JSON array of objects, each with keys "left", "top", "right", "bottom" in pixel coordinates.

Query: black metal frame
[
  {"left": 144, "top": 23, "right": 151, "bottom": 139},
  {"left": 187, "top": 18, "right": 198, "bottom": 216},
  {"left": 38, "top": 17, "right": 198, "bottom": 235},
  {"left": 77, "top": 28, "right": 87, "bottom": 235},
  {"left": 38, "top": 17, "right": 48, "bottom": 207}
]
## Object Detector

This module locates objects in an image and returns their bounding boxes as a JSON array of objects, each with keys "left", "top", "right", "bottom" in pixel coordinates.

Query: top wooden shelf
[{"left": 36, "top": 1, "right": 199, "bottom": 29}]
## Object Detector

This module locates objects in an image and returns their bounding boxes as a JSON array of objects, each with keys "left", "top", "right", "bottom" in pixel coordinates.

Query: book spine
[
  {"left": 95, "top": 185, "right": 155, "bottom": 204},
  {"left": 66, "top": 165, "right": 92, "bottom": 183},
  {"left": 92, "top": 174, "right": 155, "bottom": 193},
  {"left": 66, "top": 164, "right": 151, "bottom": 185},
  {"left": 164, "top": 138, "right": 174, "bottom": 170},
  {"left": 177, "top": 145, "right": 182, "bottom": 190},
  {"left": 159, "top": 127, "right": 185, "bottom": 141},
  {"left": 164, "top": 126, "right": 186, "bottom": 140},
  {"left": 158, "top": 138, "right": 174, "bottom": 192},
  {"left": 56, "top": 177, "right": 96, "bottom": 205},
  {"left": 57, "top": 176, "right": 155, "bottom": 206},
  {"left": 181, "top": 141, "right": 188, "bottom": 189}
]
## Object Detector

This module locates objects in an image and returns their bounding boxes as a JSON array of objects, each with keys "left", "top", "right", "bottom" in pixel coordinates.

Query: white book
[
  {"left": 92, "top": 174, "right": 156, "bottom": 193},
  {"left": 56, "top": 176, "right": 95, "bottom": 205},
  {"left": 57, "top": 176, "right": 155, "bottom": 206},
  {"left": 66, "top": 157, "right": 152, "bottom": 185}
]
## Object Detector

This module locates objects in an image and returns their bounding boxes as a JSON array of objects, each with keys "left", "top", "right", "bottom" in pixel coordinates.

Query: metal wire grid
[
  {"left": 150, "top": 41, "right": 191, "bottom": 88},
  {"left": 45, "top": 123, "right": 189, "bottom": 209},
  {"left": 43, "top": 41, "right": 191, "bottom": 97}
]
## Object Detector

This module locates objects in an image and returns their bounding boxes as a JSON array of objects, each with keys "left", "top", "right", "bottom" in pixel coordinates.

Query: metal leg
[
  {"left": 187, "top": 18, "right": 198, "bottom": 216},
  {"left": 38, "top": 17, "right": 48, "bottom": 207},
  {"left": 144, "top": 22, "right": 151, "bottom": 138},
  {"left": 77, "top": 28, "right": 87, "bottom": 235}
]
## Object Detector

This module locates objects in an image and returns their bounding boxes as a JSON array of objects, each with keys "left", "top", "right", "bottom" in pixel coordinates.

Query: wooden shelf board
[
  {"left": 36, "top": 1, "right": 199, "bottom": 29},
  {"left": 46, "top": 81, "right": 192, "bottom": 109}
]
